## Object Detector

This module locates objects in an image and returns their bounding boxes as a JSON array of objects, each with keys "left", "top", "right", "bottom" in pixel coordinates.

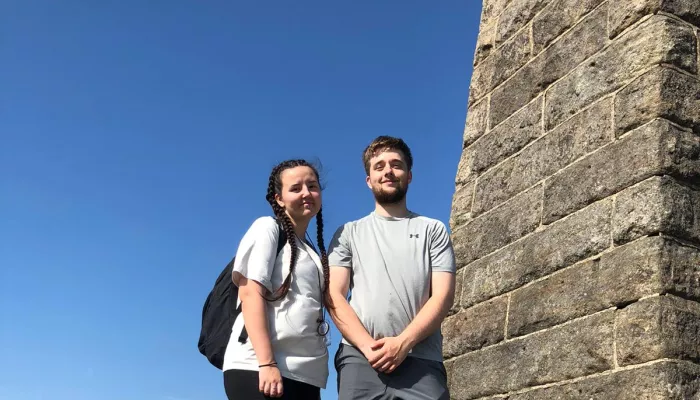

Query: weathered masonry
[{"left": 447, "top": 1, "right": 700, "bottom": 398}]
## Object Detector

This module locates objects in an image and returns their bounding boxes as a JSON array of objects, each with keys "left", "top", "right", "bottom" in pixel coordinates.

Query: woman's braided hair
[{"left": 264, "top": 159, "right": 331, "bottom": 306}]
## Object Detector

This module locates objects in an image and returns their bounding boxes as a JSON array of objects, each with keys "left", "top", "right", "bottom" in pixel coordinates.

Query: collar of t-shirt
[{"left": 371, "top": 211, "right": 418, "bottom": 221}]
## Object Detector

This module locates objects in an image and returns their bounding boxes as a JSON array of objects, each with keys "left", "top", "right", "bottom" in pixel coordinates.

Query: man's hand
[
  {"left": 368, "top": 336, "right": 410, "bottom": 373},
  {"left": 359, "top": 340, "right": 384, "bottom": 365}
]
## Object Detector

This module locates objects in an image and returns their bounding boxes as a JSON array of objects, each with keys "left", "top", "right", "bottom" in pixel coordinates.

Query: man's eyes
[{"left": 374, "top": 163, "right": 402, "bottom": 170}]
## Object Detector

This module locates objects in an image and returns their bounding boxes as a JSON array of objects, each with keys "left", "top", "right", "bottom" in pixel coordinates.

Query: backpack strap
[{"left": 237, "top": 222, "right": 287, "bottom": 343}]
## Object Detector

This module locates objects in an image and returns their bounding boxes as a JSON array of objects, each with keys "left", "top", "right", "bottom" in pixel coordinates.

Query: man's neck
[{"left": 374, "top": 200, "right": 410, "bottom": 218}]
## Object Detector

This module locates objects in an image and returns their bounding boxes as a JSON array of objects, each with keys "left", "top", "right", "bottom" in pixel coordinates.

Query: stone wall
[{"left": 447, "top": 1, "right": 700, "bottom": 398}]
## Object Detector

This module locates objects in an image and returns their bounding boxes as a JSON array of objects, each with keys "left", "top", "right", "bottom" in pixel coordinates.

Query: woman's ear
[{"left": 275, "top": 193, "right": 285, "bottom": 209}]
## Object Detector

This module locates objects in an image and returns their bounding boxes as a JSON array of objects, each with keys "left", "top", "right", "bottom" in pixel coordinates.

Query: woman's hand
[{"left": 259, "top": 365, "right": 283, "bottom": 397}]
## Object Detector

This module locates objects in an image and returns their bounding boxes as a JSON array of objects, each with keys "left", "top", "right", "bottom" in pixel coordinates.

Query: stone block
[
  {"left": 442, "top": 296, "right": 508, "bottom": 359},
  {"left": 507, "top": 236, "right": 700, "bottom": 338},
  {"left": 445, "top": 311, "right": 615, "bottom": 399},
  {"left": 448, "top": 268, "right": 465, "bottom": 315},
  {"left": 490, "top": 4, "right": 607, "bottom": 126},
  {"left": 461, "top": 199, "right": 611, "bottom": 308},
  {"left": 449, "top": 181, "right": 475, "bottom": 230},
  {"left": 617, "top": 295, "right": 700, "bottom": 366},
  {"left": 545, "top": 15, "right": 697, "bottom": 130},
  {"left": 495, "top": 0, "right": 549, "bottom": 45},
  {"left": 474, "top": 21, "right": 496, "bottom": 67},
  {"left": 460, "top": 96, "right": 542, "bottom": 184},
  {"left": 452, "top": 185, "right": 542, "bottom": 267},
  {"left": 475, "top": 97, "right": 612, "bottom": 214},
  {"left": 615, "top": 66, "right": 700, "bottom": 136},
  {"left": 469, "top": 27, "right": 532, "bottom": 105},
  {"left": 532, "top": 0, "right": 606, "bottom": 53},
  {"left": 464, "top": 98, "right": 488, "bottom": 147},
  {"left": 507, "top": 361, "right": 700, "bottom": 400},
  {"left": 613, "top": 175, "right": 700, "bottom": 245},
  {"left": 455, "top": 149, "right": 472, "bottom": 185},
  {"left": 609, "top": 0, "right": 700, "bottom": 39},
  {"left": 664, "top": 242, "right": 700, "bottom": 301},
  {"left": 480, "top": 0, "right": 510, "bottom": 26},
  {"left": 543, "top": 119, "right": 700, "bottom": 224}
]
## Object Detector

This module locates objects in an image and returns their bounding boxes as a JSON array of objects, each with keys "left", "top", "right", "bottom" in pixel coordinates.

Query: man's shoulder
[
  {"left": 330, "top": 214, "right": 373, "bottom": 243},
  {"left": 337, "top": 214, "right": 374, "bottom": 230},
  {"left": 409, "top": 213, "right": 449, "bottom": 231}
]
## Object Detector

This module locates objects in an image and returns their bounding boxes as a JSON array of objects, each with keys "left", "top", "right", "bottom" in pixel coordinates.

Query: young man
[{"left": 328, "top": 136, "right": 456, "bottom": 400}]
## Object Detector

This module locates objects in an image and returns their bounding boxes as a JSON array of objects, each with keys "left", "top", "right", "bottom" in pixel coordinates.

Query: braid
[
  {"left": 315, "top": 208, "right": 332, "bottom": 308},
  {"left": 263, "top": 159, "right": 323, "bottom": 303},
  {"left": 265, "top": 211, "right": 298, "bottom": 301}
]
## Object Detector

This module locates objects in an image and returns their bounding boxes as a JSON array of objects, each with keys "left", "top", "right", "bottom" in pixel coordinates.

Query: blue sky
[{"left": 0, "top": 1, "right": 480, "bottom": 399}]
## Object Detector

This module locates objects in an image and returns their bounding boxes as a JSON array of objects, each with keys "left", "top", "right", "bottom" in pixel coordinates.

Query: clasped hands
[{"left": 360, "top": 335, "right": 411, "bottom": 374}]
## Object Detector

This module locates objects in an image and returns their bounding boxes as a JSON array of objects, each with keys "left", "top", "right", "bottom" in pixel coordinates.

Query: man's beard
[{"left": 372, "top": 181, "right": 408, "bottom": 205}]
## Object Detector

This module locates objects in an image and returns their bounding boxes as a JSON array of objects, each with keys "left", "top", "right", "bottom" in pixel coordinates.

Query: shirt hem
[{"left": 223, "top": 362, "right": 327, "bottom": 389}]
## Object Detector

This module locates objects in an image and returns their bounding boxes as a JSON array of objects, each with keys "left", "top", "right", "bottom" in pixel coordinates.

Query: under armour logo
[{"left": 409, "top": 234, "right": 419, "bottom": 238}]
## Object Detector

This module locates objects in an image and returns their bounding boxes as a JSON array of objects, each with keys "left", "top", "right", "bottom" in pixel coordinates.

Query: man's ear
[
  {"left": 407, "top": 170, "right": 412, "bottom": 184},
  {"left": 366, "top": 175, "right": 372, "bottom": 189}
]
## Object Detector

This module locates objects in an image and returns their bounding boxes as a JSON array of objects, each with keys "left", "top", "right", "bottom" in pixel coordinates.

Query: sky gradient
[{"left": 1, "top": 1, "right": 481, "bottom": 399}]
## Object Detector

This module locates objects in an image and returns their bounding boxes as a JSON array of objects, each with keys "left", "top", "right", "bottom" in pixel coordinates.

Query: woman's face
[{"left": 275, "top": 166, "right": 322, "bottom": 224}]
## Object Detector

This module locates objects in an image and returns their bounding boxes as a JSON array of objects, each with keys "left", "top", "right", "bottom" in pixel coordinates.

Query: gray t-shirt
[{"left": 328, "top": 211, "right": 456, "bottom": 363}]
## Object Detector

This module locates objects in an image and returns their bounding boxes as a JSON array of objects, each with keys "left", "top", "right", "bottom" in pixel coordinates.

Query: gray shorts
[{"left": 334, "top": 344, "right": 449, "bottom": 400}]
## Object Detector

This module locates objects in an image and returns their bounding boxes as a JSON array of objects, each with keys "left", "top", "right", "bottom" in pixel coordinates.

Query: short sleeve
[
  {"left": 231, "top": 217, "right": 281, "bottom": 292},
  {"left": 328, "top": 224, "right": 353, "bottom": 268},
  {"left": 429, "top": 221, "right": 456, "bottom": 273}
]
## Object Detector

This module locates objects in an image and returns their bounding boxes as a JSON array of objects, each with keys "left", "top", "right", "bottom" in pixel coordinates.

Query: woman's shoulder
[{"left": 247, "top": 216, "right": 281, "bottom": 236}]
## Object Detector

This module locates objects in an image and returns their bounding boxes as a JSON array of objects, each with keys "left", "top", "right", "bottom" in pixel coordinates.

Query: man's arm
[
  {"left": 371, "top": 271, "right": 455, "bottom": 372},
  {"left": 327, "top": 267, "right": 381, "bottom": 359}
]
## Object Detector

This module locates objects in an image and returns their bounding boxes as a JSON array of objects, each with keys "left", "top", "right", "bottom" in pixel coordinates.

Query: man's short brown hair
[{"left": 362, "top": 136, "right": 413, "bottom": 175}]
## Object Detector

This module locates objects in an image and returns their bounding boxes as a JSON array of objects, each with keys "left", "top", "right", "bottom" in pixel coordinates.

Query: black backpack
[{"left": 198, "top": 226, "right": 287, "bottom": 370}]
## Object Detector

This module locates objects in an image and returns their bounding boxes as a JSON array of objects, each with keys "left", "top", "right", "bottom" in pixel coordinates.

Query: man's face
[{"left": 366, "top": 149, "right": 412, "bottom": 204}]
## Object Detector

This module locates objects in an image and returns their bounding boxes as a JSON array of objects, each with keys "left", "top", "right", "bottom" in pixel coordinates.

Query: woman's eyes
[{"left": 289, "top": 184, "right": 318, "bottom": 192}]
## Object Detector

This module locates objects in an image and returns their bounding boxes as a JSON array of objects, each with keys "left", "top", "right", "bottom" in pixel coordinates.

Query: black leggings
[{"left": 223, "top": 369, "right": 320, "bottom": 400}]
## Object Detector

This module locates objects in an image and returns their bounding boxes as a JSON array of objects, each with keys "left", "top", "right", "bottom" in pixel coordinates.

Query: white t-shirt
[{"left": 222, "top": 216, "right": 329, "bottom": 389}]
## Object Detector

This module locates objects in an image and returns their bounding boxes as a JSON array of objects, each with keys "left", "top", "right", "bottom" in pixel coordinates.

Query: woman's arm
[
  {"left": 237, "top": 276, "right": 283, "bottom": 397},
  {"left": 238, "top": 276, "right": 275, "bottom": 365}
]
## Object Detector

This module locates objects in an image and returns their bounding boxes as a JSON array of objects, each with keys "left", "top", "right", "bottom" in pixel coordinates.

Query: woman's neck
[{"left": 288, "top": 216, "right": 310, "bottom": 239}]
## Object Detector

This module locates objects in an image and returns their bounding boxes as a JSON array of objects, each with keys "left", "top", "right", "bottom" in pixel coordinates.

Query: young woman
[{"left": 222, "top": 159, "right": 331, "bottom": 399}]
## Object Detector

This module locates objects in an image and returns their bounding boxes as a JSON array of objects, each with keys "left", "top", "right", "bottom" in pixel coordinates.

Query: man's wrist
[
  {"left": 398, "top": 331, "right": 416, "bottom": 351},
  {"left": 357, "top": 337, "right": 375, "bottom": 351}
]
